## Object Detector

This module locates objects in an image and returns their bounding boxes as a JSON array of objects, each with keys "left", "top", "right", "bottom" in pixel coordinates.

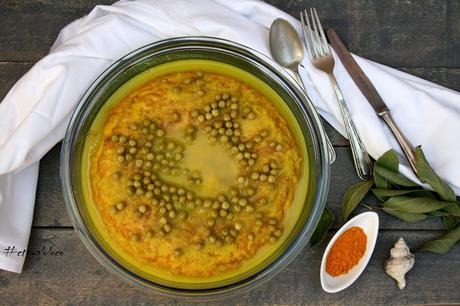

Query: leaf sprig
[{"left": 343, "top": 146, "right": 460, "bottom": 254}]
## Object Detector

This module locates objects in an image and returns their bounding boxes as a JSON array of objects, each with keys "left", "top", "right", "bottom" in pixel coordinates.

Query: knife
[{"left": 326, "top": 28, "right": 417, "bottom": 174}]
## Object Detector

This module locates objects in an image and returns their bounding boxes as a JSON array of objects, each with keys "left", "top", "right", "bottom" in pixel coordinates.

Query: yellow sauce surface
[{"left": 82, "top": 60, "right": 309, "bottom": 286}]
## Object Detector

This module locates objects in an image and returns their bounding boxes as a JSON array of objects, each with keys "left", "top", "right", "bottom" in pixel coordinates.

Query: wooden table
[{"left": 0, "top": 1, "right": 459, "bottom": 305}]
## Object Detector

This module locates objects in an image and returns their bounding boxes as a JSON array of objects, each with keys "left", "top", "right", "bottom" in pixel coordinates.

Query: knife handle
[
  {"left": 329, "top": 75, "right": 373, "bottom": 180},
  {"left": 379, "top": 111, "right": 418, "bottom": 174}
]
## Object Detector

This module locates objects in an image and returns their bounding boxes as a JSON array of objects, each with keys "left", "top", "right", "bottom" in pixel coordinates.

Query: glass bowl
[{"left": 60, "top": 37, "right": 330, "bottom": 299}]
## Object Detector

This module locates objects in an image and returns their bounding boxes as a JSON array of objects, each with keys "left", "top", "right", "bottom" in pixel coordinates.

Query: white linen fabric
[{"left": 1, "top": 0, "right": 459, "bottom": 273}]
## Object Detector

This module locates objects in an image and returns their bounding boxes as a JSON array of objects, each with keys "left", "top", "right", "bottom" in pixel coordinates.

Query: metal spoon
[{"left": 269, "top": 18, "right": 336, "bottom": 163}]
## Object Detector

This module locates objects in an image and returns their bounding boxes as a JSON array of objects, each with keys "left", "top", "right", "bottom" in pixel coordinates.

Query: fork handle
[
  {"left": 328, "top": 74, "right": 373, "bottom": 180},
  {"left": 291, "top": 70, "right": 336, "bottom": 164}
]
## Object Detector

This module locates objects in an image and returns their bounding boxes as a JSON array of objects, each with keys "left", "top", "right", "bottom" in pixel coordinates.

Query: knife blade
[
  {"left": 326, "top": 28, "right": 418, "bottom": 173},
  {"left": 326, "top": 29, "right": 389, "bottom": 115}
]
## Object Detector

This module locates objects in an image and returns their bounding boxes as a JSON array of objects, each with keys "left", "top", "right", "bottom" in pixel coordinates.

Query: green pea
[
  {"left": 156, "top": 129, "right": 165, "bottom": 137},
  {"left": 238, "top": 198, "right": 248, "bottom": 207},
  {"left": 110, "top": 206, "right": 118, "bottom": 214},
  {"left": 163, "top": 224, "right": 172, "bottom": 233},
  {"left": 117, "top": 155, "right": 125, "bottom": 163},
  {"left": 178, "top": 211, "right": 188, "bottom": 220},
  {"left": 126, "top": 186, "right": 135, "bottom": 195},
  {"left": 210, "top": 210, "right": 219, "bottom": 218},
  {"left": 115, "top": 202, "right": 125, "bottom": 210},
  {"left": 274, "top": 229, "right": 283, "bottom": 237},
  {"left": 219, "top": 210, "right": 228, "bottom": 217},
  {"left": 207, "top": 218, "right": 216, "bottom": 226},
  {"left": 229, "top": 229, "right": 238, "bottom": 237},
  {"left": 119, "top": 135, "right": 127, "bottom": 143},
  {"left": 138, "top": 205, "right": 147, "bottom": 214},
  {"left": 203, "top": 200, "right": 212, "bottom": 208},
  {"left": 245, "top": 205, "right": 255, "bottom": 213},
  {"left": 212, "top": 201, "right": 221, "bottom": 210},
  {"left": 135, "top": 159, "right": 143, "bottom": 167},
  {"left": 131, "top": 234, "right": 140, "bottom": 242},
  {"left": 111, "top": 135, "right": 119, "bottom": 142},
  {"left": 234, "top": 221, "right": 243, "bottom": 231},
  {"left": 130, "top": 123, "right": 138, "bottom": 130}
]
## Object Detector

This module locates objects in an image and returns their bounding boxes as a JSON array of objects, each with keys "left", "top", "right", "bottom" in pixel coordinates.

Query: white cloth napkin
[{"left": 1, "top": 0, "right": 459, "bottom": 273}]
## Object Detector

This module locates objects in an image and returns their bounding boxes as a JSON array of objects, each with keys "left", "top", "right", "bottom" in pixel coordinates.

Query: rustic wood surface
[{"left": 0, "top": 0, "right": 459, "bottom": 305}]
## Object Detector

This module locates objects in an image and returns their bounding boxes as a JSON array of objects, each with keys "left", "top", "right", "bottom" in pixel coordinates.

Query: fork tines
[{"left": 300, "top": 8, "right": 331, "bottom": 60}]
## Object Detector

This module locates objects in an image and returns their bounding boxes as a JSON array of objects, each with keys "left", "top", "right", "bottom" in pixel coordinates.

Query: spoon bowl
[
  {"left": 269, "top": 18, "right": 304, "bottom": 71},
  {"left": 320, "top": 211, "right": 379, "bottom": 293}
]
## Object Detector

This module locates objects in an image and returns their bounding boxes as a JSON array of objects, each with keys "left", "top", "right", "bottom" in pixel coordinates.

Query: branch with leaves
[{"left": 342, "top": 146, "right": 460, "bottom": 254}]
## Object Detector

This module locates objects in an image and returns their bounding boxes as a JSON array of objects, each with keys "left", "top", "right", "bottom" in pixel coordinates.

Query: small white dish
[{"left": 320, "top": 211, "right": 379, "bottom": 293}]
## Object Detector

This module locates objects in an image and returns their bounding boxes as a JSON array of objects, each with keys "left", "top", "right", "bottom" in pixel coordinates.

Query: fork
[{"left": 300, "top": 8, "right": 373, "bottom": 180}]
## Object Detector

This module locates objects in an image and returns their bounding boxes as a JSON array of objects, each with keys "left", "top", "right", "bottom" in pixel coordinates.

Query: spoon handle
[{"left": 291, "top": 70, "right": 337, "bottom": 164}]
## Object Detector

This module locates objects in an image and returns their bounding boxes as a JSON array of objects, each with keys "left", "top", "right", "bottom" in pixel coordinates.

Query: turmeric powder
[{"left": 326, "top": 226, "right": 367, "bottom": 277}]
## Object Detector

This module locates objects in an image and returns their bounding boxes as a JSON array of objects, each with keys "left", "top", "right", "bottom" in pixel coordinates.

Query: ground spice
[{"left": 326, "top": 226, "right": 367, "bottom": 277}]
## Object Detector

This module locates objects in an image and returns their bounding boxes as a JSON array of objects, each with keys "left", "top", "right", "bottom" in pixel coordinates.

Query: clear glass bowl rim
[{"left": 60, "top": 36, "right": 331, "bottom": 300}]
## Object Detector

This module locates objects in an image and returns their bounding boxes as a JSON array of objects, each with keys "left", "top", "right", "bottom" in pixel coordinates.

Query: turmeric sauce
[{"left": 326, "top": 226, "right": 367, "bottom": 277}]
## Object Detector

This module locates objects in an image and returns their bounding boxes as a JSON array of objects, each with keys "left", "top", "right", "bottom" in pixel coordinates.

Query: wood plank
[
  {"left": 33, "top": 144, "right": 444, "bottom": 230},
  {"left": 0, "top": 62, "right": 33, "bottom": 101},
  {"left": 0, "top": 228, "right": 458, "bottom": 305},
  {"left": 267, "top": 0, "right": 460, "bottom": 68},
  {"left": 0, "top": 1, "right": 459, "bottom": 68}
]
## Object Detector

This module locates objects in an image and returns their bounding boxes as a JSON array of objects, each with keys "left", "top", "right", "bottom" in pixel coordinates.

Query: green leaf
[
  {"left": 375, "top": 149, "right": 399, "bottom": 171},
  {"left": 310, "top": 206, "right": 335, "bottom": 247},
  {"left": 415, "top": 146, "right": 456, "bottom": 202},
  {"left": 420, "top": 225, "right": 460, "bottom": 254},
  {"left": 342, "top": 180, "right": 374, "bottom": 220},
  {"left": 371, "top": 188, "right": 435, "bottom": 202},
  {"left": 383, "top": 196, "right": 452, "bottom": 213},
  {"left": 382, "top": 207, "right": 427, "bottom": 222},
  {"left": 443, "top": 216, "right": 460, "bottom": 232},
  {"left": 373, "top": 150, "right": 398, "bottom": 189},
  {"left": 442, "top": 202, "right": 460, "bottom": 217},
  {"left": 374, "top": 165, "right": 418, "bottom": 187},
  {"left": 427, "top": 211, "right": 451, "bottom": 217}
]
